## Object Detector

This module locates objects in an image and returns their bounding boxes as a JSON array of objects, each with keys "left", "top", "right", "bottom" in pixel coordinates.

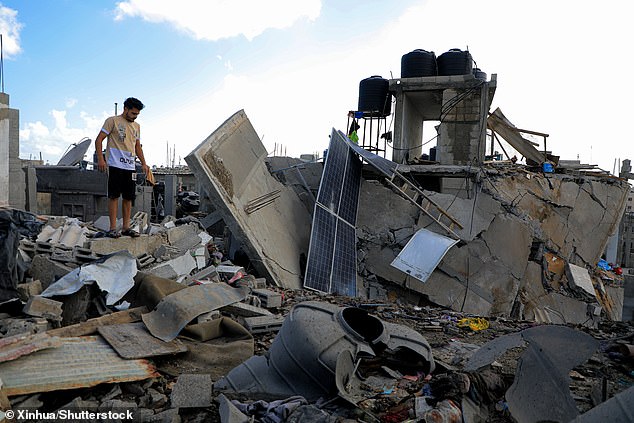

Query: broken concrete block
[
  {"left": 35, "top": 241, "right": 54, "bottom": 255},
  {"left": 166, "top": 223, "right": 199, "bottom": 247},
  {"left": 221, "top": 301, "right": 273, "bottom": 317},
  {"left": 147, "top": 253, "right": 197, "bottom": 280},
  {"left": 17, "top": 280, "right": 43, "bottom": 302},
  {"left": 136, "top": 252, "right": 156, "bottom": 269},
  {"left": 170, "top": 374, "right": 212, "bottom": 408},
  {"left": 566, "top": 263, "right": 597, "bottom": 298},
  {"left": 73, "top": 246, "right": 99, "bottom": 263},
  {"left": 252, "top": 289, "right": 282, "bottom": 308},
  {"left": 22, "top": 296, "right": 63, "bottom": 321},
  {"left": 19, "top": 239, "right": 36, "bottom": 257},
  {"left": 243, "top": 315, "right": 285, "bottom": 334},
  {"left": 29, "top": 255, "right": 75, "bottom": 289}
]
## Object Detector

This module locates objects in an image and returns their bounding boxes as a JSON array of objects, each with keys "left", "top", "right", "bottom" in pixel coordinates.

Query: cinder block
[
  {"left": 220, "top": 301, "right": 273, "bottom": 317},
  {"left": 73, "top": 246, "right": 99, "bottom": 263},
  {"left": 243, "top": 315, "right": 285, "bottom": 334},
  {"left": 252, "top": 288, "right": 282, "bottom": 308},
  {"left": 19, "top": 239, "right": 37, "bottom": 257},
  {"left": 35, "top": 241, "right": 54, "bottom": 254},
  {"left": 23, "top": 296, "right": 63, "bottom": 321},
  {"left": 136, "top": 252, "right": 156, "bottom": 268}
]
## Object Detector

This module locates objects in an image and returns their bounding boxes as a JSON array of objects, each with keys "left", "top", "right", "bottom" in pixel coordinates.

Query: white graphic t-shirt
[{"left": 101, "top": 116, "right": 140, "bottom": 171}]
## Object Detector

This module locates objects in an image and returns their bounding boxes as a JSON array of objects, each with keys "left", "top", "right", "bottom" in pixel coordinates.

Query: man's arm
[
  {"left": 135, "top": 140, "right": 149, "bottom": 176},
  {"left": 95, "top": 131, "right": 108, "bottom": 172}
]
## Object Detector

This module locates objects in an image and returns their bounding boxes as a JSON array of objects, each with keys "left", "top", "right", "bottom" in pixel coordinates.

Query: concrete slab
[
  {"left": 88, "top": 234, "right": 163, "bottom": 257},
  {"left": 566, "top": 263, "right": 597, "bottom": 298},
  {"left": 185, "top": 110, "right": 311, "bottom": 289},
  {"left": 481, "top": 214, "right": 532, "bottom": 280},
  {"left": 170, "top": 374, "right": 212, "bottom": 408}
]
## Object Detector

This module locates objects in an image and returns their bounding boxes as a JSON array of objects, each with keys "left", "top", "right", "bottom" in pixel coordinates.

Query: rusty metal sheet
[
  {"left": 0, "top": 336, "right": 158, "bottom": 396},
  {"left": 98, "top": 322, "right": 187, "bottom": 359},
  {"left": 0, "top": 332, "right": 62, "bottom": 363},
  {"left": 142, "top": 283, "right": 247, "bottom": 342}
]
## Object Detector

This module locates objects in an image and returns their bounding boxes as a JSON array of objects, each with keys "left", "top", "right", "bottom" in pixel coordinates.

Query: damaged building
[{"left": 0, "top": 47, "right": 632, "bottom": 423}]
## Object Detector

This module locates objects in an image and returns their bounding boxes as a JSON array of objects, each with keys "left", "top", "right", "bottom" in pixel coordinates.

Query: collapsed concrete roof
[{"left": 185, "top": 110, "right": 312, "bottom": 290}]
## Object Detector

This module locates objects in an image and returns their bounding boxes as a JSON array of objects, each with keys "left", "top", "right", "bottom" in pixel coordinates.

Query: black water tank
[
  {"left": 401, "top": 49, "right": 437, "bottom": 78},
  {"left": 437, "top": 49, "right": 473, "bottom": 76},
  {"left": 473, "top": 68, "right": 487, "bottom": 81},
  {"left": 358, "top": 76, "right": 391, "bottom": 116}
]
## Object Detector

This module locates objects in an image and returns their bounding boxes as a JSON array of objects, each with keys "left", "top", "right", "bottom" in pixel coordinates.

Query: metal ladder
[{"left": 385, "top": 170, "right": 463, "bottom": 239}]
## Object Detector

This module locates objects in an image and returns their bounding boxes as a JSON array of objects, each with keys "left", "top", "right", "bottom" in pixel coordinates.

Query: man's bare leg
[
  {"left": 122, "top": 198, "right": 132, "bottom": 230},
  {"left": 108, "top": 197, "right": 119, "bottom": 231}
]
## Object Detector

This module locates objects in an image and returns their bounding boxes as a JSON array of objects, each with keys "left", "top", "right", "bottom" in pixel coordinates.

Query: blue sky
[{"left": 1, "top": 0, "right": 632, "bottom": 173}]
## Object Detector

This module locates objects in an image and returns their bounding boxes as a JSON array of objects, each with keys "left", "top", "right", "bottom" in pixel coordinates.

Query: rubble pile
[{"left": 0, "top": 111, "right": 632, "bottom": 422}]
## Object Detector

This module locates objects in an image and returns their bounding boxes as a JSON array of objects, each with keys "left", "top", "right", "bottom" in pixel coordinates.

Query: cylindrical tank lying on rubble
[
  {"left": 437, "top": 48, "right": 473, "bottom": 76},
  {"left": 214, "top": 301, "right": 435, "bottom": 400},
  {"left": 401, "top": 49, "right": 437, "bottom": 78},
  {"left": 358, "top": 75, "right": 392, "bottom": 116}
]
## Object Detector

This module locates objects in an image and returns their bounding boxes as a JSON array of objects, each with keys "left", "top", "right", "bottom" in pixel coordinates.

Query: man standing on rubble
[{"left": 95, "top": 97, "right": 149, "bottom": 238}]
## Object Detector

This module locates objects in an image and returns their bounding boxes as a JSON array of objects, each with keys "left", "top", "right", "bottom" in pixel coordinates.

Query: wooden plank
[
  {"left": 46, "top": 306, "right": 148, "bottom": 338},
  {"left": 487, "top": 108, "right": 546, "bottom": 164}
]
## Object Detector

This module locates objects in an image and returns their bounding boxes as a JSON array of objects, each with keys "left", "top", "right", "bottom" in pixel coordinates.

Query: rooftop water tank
[
  {"left": 358, "top": 75, "right": 391, "bottom": 117},
  {"left": 401, "top": 49, "right": 437, "bottom": 78},
  {"left": 437, "top": 48, "right": 473, "bottom": 76}
]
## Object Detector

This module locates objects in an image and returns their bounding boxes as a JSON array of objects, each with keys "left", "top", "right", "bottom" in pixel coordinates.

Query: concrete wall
[
  {"left": 0, "top": 93, "right": 25, "bottom": 209},
  {"left": 437, "top": 86, "right": 487, "bottom": 166},
  {"left": 356, "top": 169, "right": 630, "bottom": 322}
]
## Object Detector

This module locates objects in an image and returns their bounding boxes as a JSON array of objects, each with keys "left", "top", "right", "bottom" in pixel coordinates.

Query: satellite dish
[{"left": 57, "top": 137, "right": 92, "bottom": 166}]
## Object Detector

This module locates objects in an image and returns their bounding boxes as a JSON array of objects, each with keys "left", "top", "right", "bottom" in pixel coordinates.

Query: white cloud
[
  {"left": 65, "top": 98, "right": 78, "bottom": 108},
  {"left": 0, "top": 4, "right": 22, "bottom": 58},
  {"left": 114, "top": 0, "right": 321, "bottom": 41},
  {"left": 20, "top": 109, "right": 108, "bottom": 164}
]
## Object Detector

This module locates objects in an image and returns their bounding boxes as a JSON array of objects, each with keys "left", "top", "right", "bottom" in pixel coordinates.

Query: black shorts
[{"left": 108, "top": 166, "right": 136, "bottom": 201}]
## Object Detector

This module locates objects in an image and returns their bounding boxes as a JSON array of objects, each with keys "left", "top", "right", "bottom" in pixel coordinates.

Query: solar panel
[
  {"left": 339, "top": 130, "right": 397, "bottom": 177},
  {"left": 304, "top": 129, "right": 362, "bottom": 296}
]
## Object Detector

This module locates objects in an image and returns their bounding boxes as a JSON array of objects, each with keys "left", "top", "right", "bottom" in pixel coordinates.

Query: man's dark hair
[{"left": 124, "top": 97, "right": 145, "bottom": 111}]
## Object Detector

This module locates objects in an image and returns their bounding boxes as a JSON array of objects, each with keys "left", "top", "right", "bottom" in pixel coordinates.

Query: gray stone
[{"left": 170, "top": 374, "right": 212, "bottom": 408}]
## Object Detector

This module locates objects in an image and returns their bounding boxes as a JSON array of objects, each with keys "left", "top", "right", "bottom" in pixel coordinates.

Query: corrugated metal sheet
[
  {"left": 0, "top": 332, "right": 62, "bottom": 363},
  {"left": 0, "top": 336, "right": 158, "bottom": 396}
]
